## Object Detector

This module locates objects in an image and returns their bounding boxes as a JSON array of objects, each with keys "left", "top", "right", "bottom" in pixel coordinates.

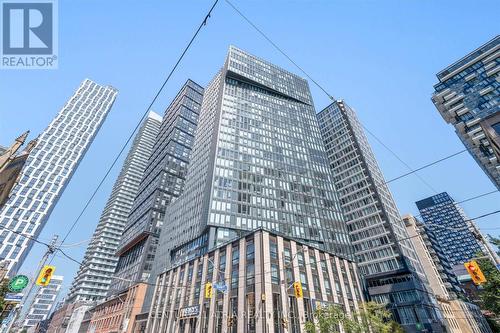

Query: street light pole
[{"left": 6, "top": 235, "right": 59, "bottom": 332}]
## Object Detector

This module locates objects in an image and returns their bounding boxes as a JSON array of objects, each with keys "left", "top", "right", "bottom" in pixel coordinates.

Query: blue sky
[{"left": 0, "top": 0, "right": 499, "bottom": 296}]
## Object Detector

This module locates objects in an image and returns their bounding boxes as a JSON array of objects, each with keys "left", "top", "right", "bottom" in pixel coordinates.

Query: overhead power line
[
  {"left": 224, "top": 0, "right": 454, "bottom": 194},
  {"left": 410, "top": 189, "right": 499, "bottom": 221},
  {"left": 224, "top": 0, "right": 335, "bottom": 101},
  {"left": 398, "top": 210, "right": 500, "bottom": 245},
  {"left": 49, "top": 0, "right": 220, "bottom": 258},
  {"left": 457, "top": 190, "right": 499, "bottom": 205},
  {"left": 386, "top": 149, "right": 467, "bottom": 184},
  {"left": 54, "top": 208, "right": 500, "bottom": 290},
  {"left": 361, "top": 125, "right": 438, "bottom": 193}
]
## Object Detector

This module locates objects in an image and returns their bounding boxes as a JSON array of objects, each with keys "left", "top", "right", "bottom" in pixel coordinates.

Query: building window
[
  {"left": 246, "top": 293, "right": 256, "bottom": 333},
  {"left": 271, "top": 264, "right": 280, "bottom": 285},
  {"left": 246, "top": 240, "right": 255, "bottom": 260},
  {"left": 273, "top": 293, "right": 283, "bottom": 333}
]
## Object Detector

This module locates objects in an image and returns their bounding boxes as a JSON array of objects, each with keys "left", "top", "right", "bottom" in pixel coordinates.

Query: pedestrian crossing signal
[
  {"left": 36, "top": 265, "right": 55, "bottom": 286},
  {"left": 293, "top": 281, "right": 303, "bottom": 298}
]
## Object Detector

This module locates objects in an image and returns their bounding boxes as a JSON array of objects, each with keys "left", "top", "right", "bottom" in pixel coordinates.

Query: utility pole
[{"left": 7, "top": 235, "right": 59, "bottom": 332}]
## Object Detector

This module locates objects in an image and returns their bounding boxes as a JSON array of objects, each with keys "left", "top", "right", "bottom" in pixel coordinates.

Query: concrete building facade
[
  {"left": 403, "top": 214, "right": 492, "bottom": 333},
  {"left": 46, "top": 301, "right": 90, "bottom": 333},
  {"left": 147, "top": 229, "right": 363, "bottom": 333},
  {"left": 46, "top": 302, "right": 76, "bottom": 333},
  {"left": 432, "top": 35, "right": 500, "bottom": 189}
]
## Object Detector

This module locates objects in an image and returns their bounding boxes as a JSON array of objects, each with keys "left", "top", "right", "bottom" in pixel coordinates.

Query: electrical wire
[
  {"left": 47, "top": 0, "right": 220, "bottom": 263},
  {"left": 57, "top": 239, "right": 92, "bottom": 248},
  {"left": 411, "top": 190, "right": 499, "bottom": 222},
  {"left": 224, "top": 0, "right": 441, "bottom": 194},
  {"left": 54, "top": 209, "right": 500, "bottom": 292},
  {"left": 0, "top": 225, "right": 52, "bottom": 248},
  {"left": 14, "top": 0, "right": 498, "bottom": 302},
  {"left": 457, "top": 190, "right": 499, "bottom": 205},
  {"left": 386, "top": 149, "right": 467, "bottom": 184},
  {"left": 222, "top": 0, "right": 500, "bottom": 242}
]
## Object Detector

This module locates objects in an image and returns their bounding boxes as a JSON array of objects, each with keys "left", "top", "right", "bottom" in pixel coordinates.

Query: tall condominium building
[
  {"left": 158, "top": 46, "right": 352, "bottom": 279},
  {"left": 0, "top": 79, "right": 117, "bottom": 276},
  {"left": 402, "top": 215, "right": 462, "bottom": 298},
  {"left": 111, "top": 80, "right": 203, "bottom": 293},
  {"left": 317, "top": 100, "right": 443, "bottom": 332},
  {"left": 403, "top": 214, "right": 493, "bottom": 333},
  {"left": 67, "top": 111, "right": 162, "bottom": 303},
  {"left": 23, "top": 275, "right": 63, "bottom": 328},
  {"left": 416, "top": 192, "right": 500, "bottom": 269},
  {"left": 432, "top": 35, "right": 500, "bottom": 189}
]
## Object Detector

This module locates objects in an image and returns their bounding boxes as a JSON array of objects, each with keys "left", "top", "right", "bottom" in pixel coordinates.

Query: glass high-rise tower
[
  {"left": 66, "top": 111, "right": 162, "bottom": 303},
  {"left": 158, "top": 46, "right": 352, "bottom": 272},
  {"left": 111, "top": 80, "right": 203, "bottom": 293},
  {"left": 317, "top": 100, "right": 444, "bottom": 332},
  {"left": 416, "top": 192, "right": 500, "bottom": 269},
  {"left": 0, "top": 79, "right": 117, "bottom": 275},
  {"left": 432, "top": 35, "right": 500, "bottom": 189}
]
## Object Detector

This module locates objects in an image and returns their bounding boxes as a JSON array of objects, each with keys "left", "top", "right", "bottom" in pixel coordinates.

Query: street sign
[
  {"left": 312, "top": 299, "right": 332, "bottom": 311},
  {"left": 4, "top": 293, "right": 23, "bottom": 303},
  {"left": 213, "top": 282, "right": 227, "bottom": 293},
  {"left": 179, "top": 305, "right": 200, "bottom": 319},
  {"left": 8, "top": 275, "right": 29, "bottom": 292}
]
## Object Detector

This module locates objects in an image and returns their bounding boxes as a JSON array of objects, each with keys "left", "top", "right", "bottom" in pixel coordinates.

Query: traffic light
[
  {"left": 36, "top": 265, "right": 55, "bottom": 286},
  {"left": 227, "top": 316, "right": 235, "bottom": 327},
  {"left": 293, "top": 281, "right": 303, "bottom": 298},
  {"left": 464, "top": 261, "right": 487, "bottom": 285},
  {"left": 205, "top": 282, "right": 213, "bottom": 299}
]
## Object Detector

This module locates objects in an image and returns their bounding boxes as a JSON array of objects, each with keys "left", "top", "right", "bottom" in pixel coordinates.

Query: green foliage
[
  {"left": 304, "top": 301, "right": 404, "bottom": 333},
  {"left": 476, "top": 236, "right": 500, "bottom": 315},
  {"left": 485, "top": 317, "right": 500, "bottom": 333},
  {"left": 488, "top": 235, "right": 500, "bottom": 251},
  {"left": 304, "top": 304, "right": 346, "bottom": 333},
  {"left": 0, "top": 279, "right": 10, "bottom": 312}
]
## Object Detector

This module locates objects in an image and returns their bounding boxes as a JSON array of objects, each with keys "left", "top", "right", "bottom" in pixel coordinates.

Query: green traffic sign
[{"left": 8, "top": 275, "right": 29, "bottom": 292}]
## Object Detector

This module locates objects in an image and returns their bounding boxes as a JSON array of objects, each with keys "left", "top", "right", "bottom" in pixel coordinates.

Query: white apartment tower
[
  {"left": 67, "top": 111, "right": 162, "bottom": 302},
  {"left": 0, "top": 79, "right": 118, "bottom": 275},
  {"left": 317, "top": 101, "right": 444, "bottom": 332},
  {"left": 23, "top": 275, "right": 64, "bottom": 328}
]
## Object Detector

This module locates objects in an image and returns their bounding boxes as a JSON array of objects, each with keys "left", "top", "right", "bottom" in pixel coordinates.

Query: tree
[
  {"left": 355, "top": 302, "right": 404, "bottom": 333},
  {"left": 475, "top": 236, "right": 500, "bottom": 315},
  {"left": 304, "top": 302, "right": 404, "bottom": 333},
  {"left": 488, "top": 235, "right": 500, "bottom": 251},
  {"left": 304, "top": 303, "right": 348, "bottom": 333},
  {"left": 0, "top": 278, "right": 10, "bottom": 312}
]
